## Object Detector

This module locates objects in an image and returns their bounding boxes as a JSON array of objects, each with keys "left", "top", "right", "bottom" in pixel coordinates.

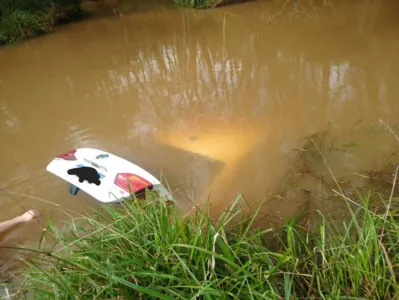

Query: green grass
[
  {"left": 0, "top": 10, "right": 52, "bottom": 43},
  {"left": 0, "top": 0, "right": 86, "bottom": 44},
  {"left": 171, "top": 0, "right": 219, "bottom": 9},
  {"left": 8, "top": 188, "right": 399, "bottom": 299}
]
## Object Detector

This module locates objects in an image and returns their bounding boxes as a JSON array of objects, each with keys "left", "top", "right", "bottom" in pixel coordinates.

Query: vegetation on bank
[
  {"left": 6, "top": 185, "right": 398, "bottom": 299},
  {"left": 0, "top": 0, "right": 86, "bottom": 44},
  {"left": 171, "top": 0, "right": 221, "bottom": 9},
  {"left": 0, "top": 0, "right": 219, "bottom": 45},
  {"left": 0, "top": 0, "right": 251, "bottom": 44},
  {"left": 0, "top": 0, "right": 331, "bottom": 44}
]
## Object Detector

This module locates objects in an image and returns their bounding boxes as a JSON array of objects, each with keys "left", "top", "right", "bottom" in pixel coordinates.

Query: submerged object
[
  {"left": 46, "top": 148, "right": 172, "bottom": 203},
  {"left": 154, "top": 124, "right": 261, "bottom": 164}
]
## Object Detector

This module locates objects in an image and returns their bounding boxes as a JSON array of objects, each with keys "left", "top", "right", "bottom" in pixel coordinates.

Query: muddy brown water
[{"left": 1, "top": 0, "right": 399, "bottom": 280}]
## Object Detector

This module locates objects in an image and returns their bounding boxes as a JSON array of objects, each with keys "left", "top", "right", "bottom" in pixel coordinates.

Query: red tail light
[
  {"left": 114, "top": 173, "right": 153, "bottom": 194},
  {"left": 57, "top": 149, "right": 77, "bottom": 161}
]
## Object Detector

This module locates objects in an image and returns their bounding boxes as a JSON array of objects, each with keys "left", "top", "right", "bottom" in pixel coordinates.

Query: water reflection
[{"left": 83, "top": 18, "right": 397, "bottom": 136}]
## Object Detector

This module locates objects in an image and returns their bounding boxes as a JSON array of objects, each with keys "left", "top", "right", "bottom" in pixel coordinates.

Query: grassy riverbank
[
  {"left": 9, "top": 184, "right": 399, "bottom": 299},
  {"left": 0, "top": 0, "right": 86, "bottom": 44},
  {"left": 0, "top": 0, "right": 251, "bottom": 45},
  {"left": 171, "top": 0, "right": 250, "bottom": 9},
  {"left": 0, "top": 0, "right": 217, "bottom": 45}
]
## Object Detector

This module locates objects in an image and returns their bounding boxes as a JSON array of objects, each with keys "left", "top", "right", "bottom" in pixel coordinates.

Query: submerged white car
[{"left": 46, "top": 148, "right": 172, "bottom": 203}]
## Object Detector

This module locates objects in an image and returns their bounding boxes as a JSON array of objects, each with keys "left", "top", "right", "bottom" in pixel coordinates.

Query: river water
[{"left": 1, "top": 0, "right": 399, "bottom": 280}]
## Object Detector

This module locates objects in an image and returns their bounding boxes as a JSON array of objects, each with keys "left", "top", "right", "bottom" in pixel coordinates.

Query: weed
[{"left": 4, "top": 188, "right": 397, "bottom": 299}]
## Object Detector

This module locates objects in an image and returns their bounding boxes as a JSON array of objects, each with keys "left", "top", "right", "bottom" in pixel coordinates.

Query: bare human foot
[
  {"left": 19, "top": 210, "right": 40, "bottom": 223},
  {"left": 0, "top": 210, "right": 40, "bottom": 235}
]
